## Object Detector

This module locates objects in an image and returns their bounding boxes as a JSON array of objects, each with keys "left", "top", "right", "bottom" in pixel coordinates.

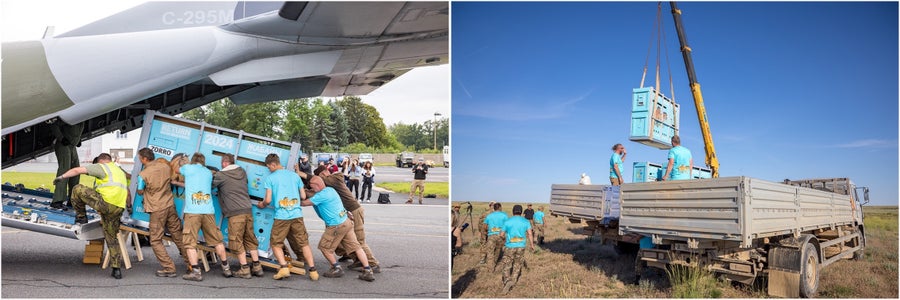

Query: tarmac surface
[{"left": 1, "top": 192, "right": 451, "bottom": 298}]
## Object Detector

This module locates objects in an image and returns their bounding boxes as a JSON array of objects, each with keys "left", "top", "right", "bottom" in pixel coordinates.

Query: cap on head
[
  {"left": 418, "top": 158, "right": 425, "bottom": 162},
  {"left": 512, "top": 205, "right": 523, "bottom": 215}
]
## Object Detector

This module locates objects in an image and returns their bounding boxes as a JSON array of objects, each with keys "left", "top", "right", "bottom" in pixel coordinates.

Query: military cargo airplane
[{"left": 1, "top": 1, "right": 448, "bottom": 167}]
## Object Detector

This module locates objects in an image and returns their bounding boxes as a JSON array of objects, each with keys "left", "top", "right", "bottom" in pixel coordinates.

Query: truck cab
[{"left": 396, "top": 152, "right": 415, "bottom": 168}]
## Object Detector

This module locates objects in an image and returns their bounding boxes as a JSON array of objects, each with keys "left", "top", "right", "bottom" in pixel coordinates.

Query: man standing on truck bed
[
  {"left": 662, "top": 135, "right": 693, "bottom": 181},
  {"left": 407, "top": 158, "right": 428, "bottom": 204},
  {"left": 480, "top": 202, "right": 507, "bottom": 270},
  {"left": 135, "top": 148, "right": 188, "bottom": 278},
  {"left": 53, "top": 153, "right": 127, "bottom": 279},
  {"left": 499, "top": 204, "right": 533, "bottom": 294},
  {"left": 212, "top": 153, "right": 265, "bottom": 279},
  {"left": 177, "top": 153, "right": 232, "bottom": 281},
  {"left": 609, "top": 143, "right": 627, "bottom": 185}
]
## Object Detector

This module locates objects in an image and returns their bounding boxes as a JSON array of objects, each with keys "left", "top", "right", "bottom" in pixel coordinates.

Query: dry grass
[{"left": 451, "top": 202, "right": 898, "bottom": 298}]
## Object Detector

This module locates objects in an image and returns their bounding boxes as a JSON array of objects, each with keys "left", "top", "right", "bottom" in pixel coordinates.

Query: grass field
[
  {"left": 1, "top": 172, "right": 58, "bottom": 191},
  {"left": 376, "top": 181, "right": 449, "bottom": 198},
  {"left": 451, "top": 201, "right": 898, "bottom": 298}
]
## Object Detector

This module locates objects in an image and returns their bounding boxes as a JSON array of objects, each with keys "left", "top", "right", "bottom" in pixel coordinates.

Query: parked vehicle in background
[
  {"left": 314, "top": 153, "right": 334, "bottom": 165},
  {"left": 358, "top": 153, "right": 374, "bottom": 165},
  {"left": 443, "top": 145, "right": 450, "bottom": 167},
  {"left": 396, "top": 152, "right": 415, "bottom": 168}
]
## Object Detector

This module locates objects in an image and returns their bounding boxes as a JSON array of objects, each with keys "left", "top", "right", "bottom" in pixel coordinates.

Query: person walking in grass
[
  {"left": 500, "top": 204, "right": 534, "bottom": 294},
  {"left": 480, "top": 202, "right": 507, "bottom": 270}
]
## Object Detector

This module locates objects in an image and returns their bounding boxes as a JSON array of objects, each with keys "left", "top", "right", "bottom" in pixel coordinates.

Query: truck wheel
[{"left": 800, "top": 243, "right": 819, "bottom": 298}]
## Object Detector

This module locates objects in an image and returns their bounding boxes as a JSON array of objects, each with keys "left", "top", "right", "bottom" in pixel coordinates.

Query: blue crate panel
[
  {"left": 130, "top": 112, "right": 299, "bottom": 256},
  {"left": 629, "top": 87, "right": 680, "bottom": 149},
  {"left": 632, "top": 161, "right": 664, "bottom": 183}
]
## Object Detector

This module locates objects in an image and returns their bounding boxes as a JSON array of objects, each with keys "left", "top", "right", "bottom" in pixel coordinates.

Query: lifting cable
[{"left": 639, "top": 2, "right": 676, "bottom": 103}]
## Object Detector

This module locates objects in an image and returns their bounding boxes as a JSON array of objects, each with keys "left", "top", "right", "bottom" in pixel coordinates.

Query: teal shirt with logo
[
  {"left": 609, "top": 153, "right": 624, "bottom": 178},
  {"left": 667, "top": 145, "right": 693, "bottom": 180},
  {"left": 309, "top": 187, "right": 348, "bottom": 226},
  {"left": 264, "top": 169, "right": 304, "bottom": 220},
  {"left": 181, "top": 164, "right": 214, "bottom": 214},
  {"left": 533, "top": 211, "right": 545, "bottom": 224},
  {"left": 484, "top": 211, "right": 508, "bottom": 236},
  {"left": 502, "top": 216, "right": 532, "bottom": 248}
]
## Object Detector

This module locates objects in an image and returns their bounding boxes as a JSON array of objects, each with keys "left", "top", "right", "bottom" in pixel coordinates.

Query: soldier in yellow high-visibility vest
[{"left": 54, "top": 153, "right": 128, "bottom": 279}]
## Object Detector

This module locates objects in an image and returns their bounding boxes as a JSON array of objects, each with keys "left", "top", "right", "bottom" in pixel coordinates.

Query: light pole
[{"left": 433, "top": 112, "right": 442, "bottom": 151}]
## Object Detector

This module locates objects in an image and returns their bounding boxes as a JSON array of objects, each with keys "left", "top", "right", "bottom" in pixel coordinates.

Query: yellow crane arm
[{"left": 670, "top": 2, "right": 719, "bottom": 177}]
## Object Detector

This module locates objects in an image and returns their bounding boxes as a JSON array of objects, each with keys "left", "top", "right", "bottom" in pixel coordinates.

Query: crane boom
[{"left": 670, "top": 2, "right": 719, "bottom": 178}]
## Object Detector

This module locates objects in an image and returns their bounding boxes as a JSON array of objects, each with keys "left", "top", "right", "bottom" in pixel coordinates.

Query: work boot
[
  {"left": 222, "top": 263, "right": 233, "bottom": 278},
  {"left": 419, "top": 199, "right": 423, "bottom": 204},
  {"left": 182, "top": 268, "right": 203, "bottom": 281},
  {"left": 156, "top": 269, "right": 177, "bottom": 277},
  {"left": 111, "top": 268, "right": 122, "bottom": 279},
  {"left": 234, "top": 265, "right": 252, "bottom": 279},
  {"left": 358, "top": 268, "right": 375, "bottom": 282},
  {"left": 273, "top": 267, "right": 291, "bottom": 280},
  {"left": 323, "top": 266, "right": 344, "bottom": 278},
  {"left": 348, "top": 261, "right": 363, "bottom": 271},
  {"left": 308, "top": 268, "right": 320, "bottom": 281},
  {"left": 502, "top": 280, "right": 515, "bottom": 294},
  {"left": 74, "top": 216, "right": 88, "bottom": 224},
  {"left": 405, "top": 200, "right": 413, "bottom": 204},
  {"left": 251, "top": 262, "right": 264, "bottom": 277},
  {"left": 50, "top": 202, "right": 68, "bottom": 211}
]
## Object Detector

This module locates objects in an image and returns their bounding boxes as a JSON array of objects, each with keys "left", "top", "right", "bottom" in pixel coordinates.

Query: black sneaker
[
  {"left": 111, "top": 268, "right": 122, "bottom": 279},
  {"left": 74, "top": 216, "right": 88, "bottom": 224},
  {"left": 322, "top": 266, "right": 344, "bottom": 278},
  {"left": 338, "top": 256, "right": 353, "bottom": 263}
]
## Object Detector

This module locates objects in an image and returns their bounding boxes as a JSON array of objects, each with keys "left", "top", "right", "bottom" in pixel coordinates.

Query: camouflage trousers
[
  {"left": 481, "top": 234, "right": 504, "bottom": 268},
  {"left": 71, "top": 184, "right": 124, "bottom": 268},
  {"left": 501, "top": 247, "right": 526, "bottom": 292},
  {"left": 533, "top": 223, "right": 544, "bottom": 240}
]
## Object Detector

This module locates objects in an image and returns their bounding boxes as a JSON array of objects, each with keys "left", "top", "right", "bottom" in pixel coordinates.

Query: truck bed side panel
[
  {"left": 549, "top": 184, "right": 607, "bottom": 221},
  {"left": 620, "top": 177, "right": 743, "bottom": 241}
]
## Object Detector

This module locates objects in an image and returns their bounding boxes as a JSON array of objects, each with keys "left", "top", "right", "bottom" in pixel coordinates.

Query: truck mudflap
[{"left": 768, "top": 246, "right": 804, "bottom": 298}]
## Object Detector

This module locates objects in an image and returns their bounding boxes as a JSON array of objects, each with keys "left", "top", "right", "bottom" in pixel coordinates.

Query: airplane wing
[{"left": 1, "top": 1, "right": 447, "bottom": 167}]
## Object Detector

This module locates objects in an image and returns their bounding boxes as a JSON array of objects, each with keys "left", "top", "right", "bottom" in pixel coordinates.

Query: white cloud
[{"left": 832, "top": 139, "right": 897, "bottom": 148}]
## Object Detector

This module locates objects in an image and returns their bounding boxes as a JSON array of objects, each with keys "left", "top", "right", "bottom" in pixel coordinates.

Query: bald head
[{"left": 310, "top": 176, "right": 326, "bottom": 192}]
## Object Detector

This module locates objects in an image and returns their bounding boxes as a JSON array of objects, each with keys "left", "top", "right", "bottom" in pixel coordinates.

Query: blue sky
[{"left": 451, "top": 2, "right": 898, "bottom": 205}]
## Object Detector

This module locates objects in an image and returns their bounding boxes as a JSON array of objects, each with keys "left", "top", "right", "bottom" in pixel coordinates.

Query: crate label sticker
[
  {"left": 149, "top": 145, "right": 174, "bottom": 157},
  {"left": 246, "top": 143, "right": 280, "bottom": 157}
]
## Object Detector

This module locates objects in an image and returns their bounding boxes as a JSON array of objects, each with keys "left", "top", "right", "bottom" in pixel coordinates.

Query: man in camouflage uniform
[
  {"left": 500, "top": 204, "right": 534, "bottom": 294},
  {"left": 477, "top": 201, "right": 495, "bottom": 243},
  {"left": 480, "top": 202, "right": 507, "bottom": 270},
  {"left": 54, "top": 153, "right": 127, "bottom": 279}
]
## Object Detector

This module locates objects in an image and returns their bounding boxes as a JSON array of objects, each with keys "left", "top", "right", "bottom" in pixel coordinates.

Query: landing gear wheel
[{"left": 800, "top": 243, "right": 819, "bottom": 298}]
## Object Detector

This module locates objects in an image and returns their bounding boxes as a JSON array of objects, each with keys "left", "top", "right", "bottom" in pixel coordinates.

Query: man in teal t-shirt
[
  {"left": 663, "top": 135, "right": 693, "bottom": 181},
  {"left": 533, "top": 207, "right": 546, "bottom": 245},
  {"left": 499, "top": 205, "right": 534, "bottom": 294},
  {"left": 258, "top": 153, "right": 318, "bottom": 281},
  {"left": 480, "top": 203, "right": 508, "bottom": 269},
  {"left": 303, "top": 176, "right": 375, "bottom": 282},
  {"left": 609, "top": 143, "right": 627, "bottom": 185},
  {"left": 176, "top": 153, "right": 230, "bottom": 281}
]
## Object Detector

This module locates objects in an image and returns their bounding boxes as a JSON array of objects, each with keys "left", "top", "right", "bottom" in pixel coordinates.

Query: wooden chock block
[{"left": 83, "top": 239, "right": 104, "bottom": 265}]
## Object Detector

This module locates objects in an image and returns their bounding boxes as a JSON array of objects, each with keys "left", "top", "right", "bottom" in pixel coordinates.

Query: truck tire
[{"left": 800, "top": 243, "right": 819, "bottom": 298}]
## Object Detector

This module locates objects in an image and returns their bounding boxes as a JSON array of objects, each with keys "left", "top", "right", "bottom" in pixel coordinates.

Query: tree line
[{"left": 181, "top": 96, "right": 448, "bottom": 153}]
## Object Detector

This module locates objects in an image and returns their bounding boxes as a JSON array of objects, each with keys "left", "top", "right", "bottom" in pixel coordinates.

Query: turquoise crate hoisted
[
  {"left": 632, "top": 161, "right": 712, "bottom": 183},
  {"left": 629, "top": 87, "right": 680, "bottom": 149}
]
